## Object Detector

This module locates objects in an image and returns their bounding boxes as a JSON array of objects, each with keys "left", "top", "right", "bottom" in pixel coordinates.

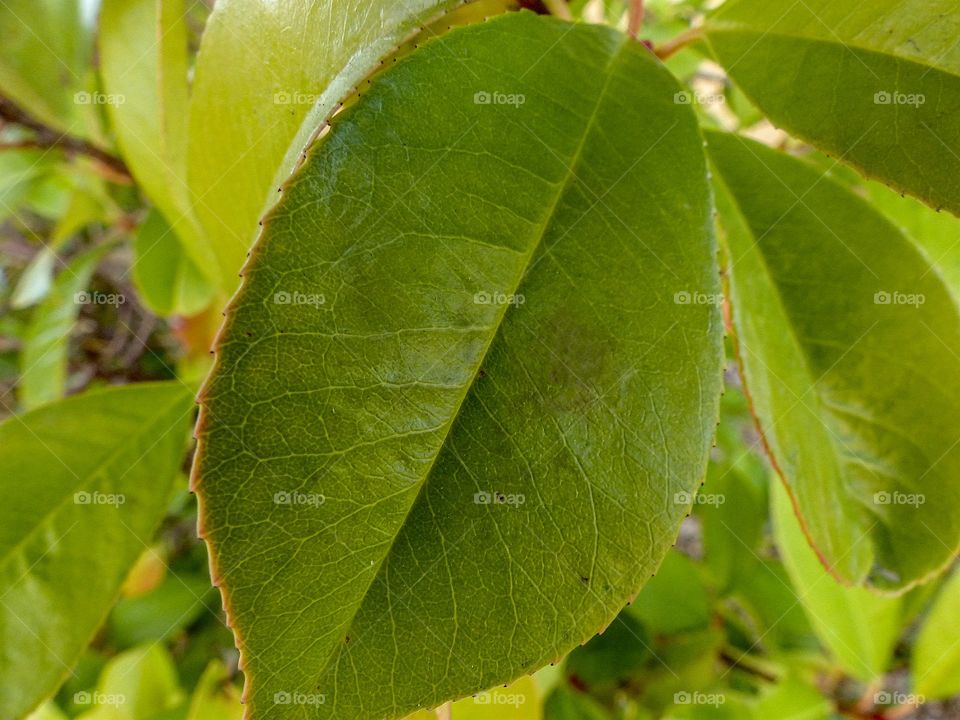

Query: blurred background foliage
[{"left": 2, "top": 0, "right": 960, "bottom": 719}]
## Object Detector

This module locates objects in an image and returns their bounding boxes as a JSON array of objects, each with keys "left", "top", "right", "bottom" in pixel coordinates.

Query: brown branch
[
  {"left": 627, "top": 0, "right": 644, "bottom": 39},
  {"left": 654, "top": 26, "right": 703, "bottom": 60},
  {"left": 0, "top": 95, "right": 132, "bottom": 183}
]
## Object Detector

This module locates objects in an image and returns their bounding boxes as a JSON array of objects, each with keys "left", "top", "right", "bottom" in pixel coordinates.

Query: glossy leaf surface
[{"left": 195, "top": 13, "right": 723, "bottom": 718}]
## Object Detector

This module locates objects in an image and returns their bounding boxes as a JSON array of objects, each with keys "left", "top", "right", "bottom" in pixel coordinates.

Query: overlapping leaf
[
  {"left": 710, "top": 130, "right": 960, "bottom": 590},
  {"left": 194, "top": 12, "right": 723, "bottom": 718},
  {"left": 186, "top": 0, "right": 465, "bottom": 289},
  {"left": 704, "top": 0, "right": 960, "bottom": 216},
  {"left": 0, "top": 383, "right": 194, "bottom": 718}
]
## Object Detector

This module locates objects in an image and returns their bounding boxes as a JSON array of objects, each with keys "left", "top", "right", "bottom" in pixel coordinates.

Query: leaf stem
[
  {"left": 0, "top": 95, "right": 132, "bottom": 183},
  {"left": 654, "top": 26, "right": 704, "bottom": 60},
  {"left": 627, "top": 0, "right": 644, "bottom": 39}
]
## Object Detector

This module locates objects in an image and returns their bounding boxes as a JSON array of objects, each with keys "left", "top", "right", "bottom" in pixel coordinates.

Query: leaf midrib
[{"left": 303, "top": 31, "right": 634, "bottom": 703}]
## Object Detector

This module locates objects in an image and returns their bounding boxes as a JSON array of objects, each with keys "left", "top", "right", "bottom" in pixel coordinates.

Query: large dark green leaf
[
  {"left": 194, "top": 12, "right": 722, "bottom": 718},
  {"left": 0, "top": 383, "right": 194, "bottom": 718},
  {"left": 709, "top": 130, "right": 960, "bottom": 591},
  {"left": 704, "top": 0, "right": 960, "bottom": 216}
]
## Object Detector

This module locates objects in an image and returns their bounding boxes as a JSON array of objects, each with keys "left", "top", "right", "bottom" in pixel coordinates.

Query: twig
[
  {"left": 434, "top": 702, "right": 452, "bottom": 720},
  {"left": 654, "top": 26, "right": 704, "bottom": 60},
  {"left": 0, "top": 95, "right": 132, "bottom": 183},
  {"left": 627, "top": 0, "right": 644, "bottom": 38}
]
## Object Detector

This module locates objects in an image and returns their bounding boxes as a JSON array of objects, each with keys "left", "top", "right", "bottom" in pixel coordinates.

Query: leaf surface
[
  {"left": 704, "top": 0, "right": 960, "bottom": 216},
  {"left": 0, "top": 383, "right": 194, "bottom": 718},
  {"left": 913, "top": 569, "right": 960, "bottom": 698},
  {"left": 772, "top": 482, "right": 901, "bottom": 680},
  {"left": 194, "top": 12, "right": 723, "bottom": 718},
  {"left": 185, "top": 0, "right": 464, "bottom": 289},
  {"left": 709, "top": 130, "right": 960, "bottom": 590},
  {"left": 100, "top": 0, "right": 220, "bottom": 288}
]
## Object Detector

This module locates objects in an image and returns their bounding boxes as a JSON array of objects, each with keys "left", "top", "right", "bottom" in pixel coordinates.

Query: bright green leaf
[
  {"left": 0, "top": 0, "right": 96, "bottom": 135},
  {"left": 771, "top": 481, "right": 901, "bottom": 681},
  {"left": 913, "top": 568, "right": 960, "bottom": 699},
  {"left": 704, "top": 0, "right": 960, "bottom": 216},
  {"left": 132, "top": 210, "right": 216, "bottom": 317},
  {"left": 100, "top": 0, "right": 219, "bottom": 286},
  {"left": 75, "top": 645, "right": 184, "bottom": 720},
  {"left": 186, "top": 660, "right": 243, "bottom": 720},
  {"left": 0, "top": 382, "right": 194, "bottom": 718},
  {"left": 19, "top": 243, "right": 113, "bottom": 409},
  {"left": 710, "top": 130, "right": 960, "bottom": 590},
  {"left": 630, "top": 552, "right": 712, "bottom": 636},
  {"left": 186, "top": 0, "right": 465, "bottom": 289},
  {"left": 194, "top": 12, "right": 722, "bottom": 718}
]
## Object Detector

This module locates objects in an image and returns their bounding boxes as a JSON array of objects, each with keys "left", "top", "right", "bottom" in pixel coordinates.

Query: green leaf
[
  {"left": 913, "top": 568, "right": 960, "bottom": 698},
  {"left": 19, "top": 243, "right": 113, "bottom": 410},
  {"left": 704, "top": 0, "right": 960, "bottom": 216},
  {"left": 185, "top": 660, "right": 243, "bottom": 720},
  {"left": 132, "top": 210, "right": 216, "bottom": 317},
  {"left": 185, "top": 0, "right": 465, "bottom": 290},
  {"left": 565, "top": 612, "right": 650, "bottom": 687},
  {"left": 0, "top": 382, "right": 194, "bottom": 719},
  {"left": 100, "top": 0, "right": 219, "bottom": 286},
  {"left": 544, "top": 687, "right": 611, "bottom": 720},
  {"left": 108, "top": 571, "right": 217, "bottom": 648},
  {"left": 709, "top": 129, "right": 960, "bottom": 590},
  {"left": 771, "top": 481, "right": 902, "bottom": 681},
  {"left": 75, "top": 645, "right": 184, "bottom": 720},
  {"left": 0, "top": 0, "right": 96, "bottom": 135},
  {"left": 630, "top": 552, "right": 712, "bottom": 635},
  {"left": 194, "top": 12, "right": 722, "bottom": 718}
]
